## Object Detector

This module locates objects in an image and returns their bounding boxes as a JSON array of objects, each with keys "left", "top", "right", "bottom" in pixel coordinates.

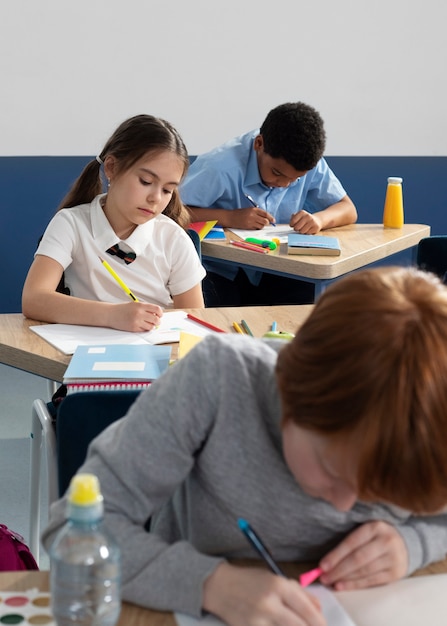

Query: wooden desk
[
  {"left": 0, "top": 306, "right": 313, "bottom": 382},
  {"left": 2, "top": 557, "right": 446, "bottom": 626},
  {"left": 201, "top": 223, "right": 430, "bottom": 297}
]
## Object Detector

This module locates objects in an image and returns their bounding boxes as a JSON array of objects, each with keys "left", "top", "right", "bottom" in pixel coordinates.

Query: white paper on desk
[
  {"left": 175, "top": 584, "right": 355, "bottom": 626},
  {"left": 30, "top": 312, "right": 218, "bottom": 355},
  {"left": 336, "top": 574, "right": 447, "bottom": 626},
  {"left": 228, "top": 224, "right": 296, "bottom": 243},
  {"left": 30, "top": 323, "right": 148, "bottom": 355},
  {"left": 142, "top": 311, "right": 217, "bottom": 345}
]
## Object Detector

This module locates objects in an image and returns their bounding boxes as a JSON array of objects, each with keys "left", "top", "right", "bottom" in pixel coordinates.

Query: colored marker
[
  {"left": 98, "top": 256, "right": 139, "bottom": 302},
  {"left": 238, "top": 518, "right": 285, "bottom": 577},
  {"left": 244, "top": 194, "right": 276, "bottom": 226},
  {"left": 186, "top": 313, "right": 226, "bottom": 333},
  {"left": 271, "top": 321, "right": 277, "bottom": 332},
  {"left": 299, "top": 567, "right": 323, "bottom": 587},
  {"left": 240, "top": 319, "right": 254, "bottom": 336},
  {"left": 232, "top": 321, "right": 244, "bottom": 334},
  {"left": 229, "top": 240, "right": 269, "bottom": 254},
  {"left": 245, "top": 238, "right": 277, "bottom": 250}
]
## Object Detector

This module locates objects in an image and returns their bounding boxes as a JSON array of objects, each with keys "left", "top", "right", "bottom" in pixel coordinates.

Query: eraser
[{"left": 299, "top": 566, "right": 323, "bottom": 587}]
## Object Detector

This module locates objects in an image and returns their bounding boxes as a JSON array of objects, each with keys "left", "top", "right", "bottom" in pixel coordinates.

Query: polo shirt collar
[{"left": 91, "top": 194, "right": 154, "bottom": 256}]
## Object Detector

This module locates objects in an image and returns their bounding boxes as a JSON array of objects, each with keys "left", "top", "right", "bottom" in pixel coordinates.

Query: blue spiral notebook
[
  {"left": 63, "top": 343, "right": 172, "bottom": 385},
  {"left": 287, "top": 233, "right": 341, "bottom": 256}
]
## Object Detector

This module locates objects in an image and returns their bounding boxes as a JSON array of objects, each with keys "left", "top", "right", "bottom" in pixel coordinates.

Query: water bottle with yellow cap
[{"left": 50, "top": 473, "right": 121, "bottom": 626}]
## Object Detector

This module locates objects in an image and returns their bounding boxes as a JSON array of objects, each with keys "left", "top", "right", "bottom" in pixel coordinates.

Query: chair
[
  {"left": 29, "top": 390, "right": 140, "bottom": 563},
  {"left": 187, "top": 228, "right": 202, "bottom": 260},
  {"left": 416, "top": 236, "right": 447, "bottom": 280}
]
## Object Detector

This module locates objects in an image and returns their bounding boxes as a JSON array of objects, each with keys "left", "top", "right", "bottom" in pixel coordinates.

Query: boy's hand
[
  {"left": 319, "top": 521, "right": 408, "bottom": 590},
  {"left": 290, "top": 210, "right": 323, "bottom": 234},
  {"left": 228, "top": 207, "right": 275, "bottom": 230},
  {"left": 203, "top": 562, "right": 326, "bottom": 626}
]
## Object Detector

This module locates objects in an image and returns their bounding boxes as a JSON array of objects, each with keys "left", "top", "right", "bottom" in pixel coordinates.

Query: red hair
[{"left": 276, "top": 266, "right": 447, "bottom": 513}]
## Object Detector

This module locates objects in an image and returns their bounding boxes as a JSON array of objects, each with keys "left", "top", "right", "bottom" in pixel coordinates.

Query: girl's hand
[
  {"left": 203, "top": 562, "right": 326, "bottom": 626},
  {"left": 106, "top": 302, "right": 163, "bottom": 332},
  {"left": 319, "top": 521, "right": 408, "bottom": 590},
  {"left": 290, "top": 210, "right": 323, "bottom": 234}
]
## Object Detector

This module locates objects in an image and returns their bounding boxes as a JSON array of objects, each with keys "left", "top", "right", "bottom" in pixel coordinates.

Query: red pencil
[
  {"left": 186, "top": 313, "right": 226, "bottom": 333},
  {"left": 229, "top": 240, "right": 269, "bottom": 254}
]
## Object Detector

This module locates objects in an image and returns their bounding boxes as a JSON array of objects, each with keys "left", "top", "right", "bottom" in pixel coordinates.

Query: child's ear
[
  {"left": 254, "top": 135, "right": 264, "bottom": 151},
  {"left": 103, "top": 155, "right": 116, "bottom": 180}
]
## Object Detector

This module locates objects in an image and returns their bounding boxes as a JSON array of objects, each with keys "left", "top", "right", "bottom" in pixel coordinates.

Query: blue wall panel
[{"left": 1, "top": 156, "right": 446, "bottom": 313}]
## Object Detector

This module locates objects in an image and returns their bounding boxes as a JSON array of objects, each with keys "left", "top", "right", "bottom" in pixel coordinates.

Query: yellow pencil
[
  {"left": 232, "top": 321, "right": 244, "bottom": 334},
  {"left": 98, "top": 256, "right": 139, "bottom": 302}
]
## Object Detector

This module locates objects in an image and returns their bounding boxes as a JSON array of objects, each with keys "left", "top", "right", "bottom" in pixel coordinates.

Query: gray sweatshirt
[{"left": 42, "top": 334, "right": 447, "bottom": 617}]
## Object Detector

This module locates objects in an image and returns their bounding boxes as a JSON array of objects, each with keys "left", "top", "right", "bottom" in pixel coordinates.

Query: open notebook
[
  {"left": 175, "top": 574, "right": 447, "bottom": 626},
  {"left": 30, "top": 311, "right": 221, "bottom": 355}
]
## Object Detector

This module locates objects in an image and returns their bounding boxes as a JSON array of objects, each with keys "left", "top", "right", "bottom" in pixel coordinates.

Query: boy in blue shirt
[{"left": 181, "top": 102, "right": 357, "bottom": 306}]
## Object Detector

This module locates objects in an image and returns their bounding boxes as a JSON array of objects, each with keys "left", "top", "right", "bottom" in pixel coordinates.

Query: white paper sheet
[
  {"left": 336, "top": 574, "right": 447, "bottom": 626},
  {"left": 175, "top": 584, "right": 355, "bottom": 626},
  {"left": 228, "top": 224, "right": 296, "bottom": 243},
  {"left": 30, "top": 311, "right": 218, "bottom": 355}
]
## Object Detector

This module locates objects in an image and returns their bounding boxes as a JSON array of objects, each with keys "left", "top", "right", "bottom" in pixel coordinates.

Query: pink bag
[{"left": 0, "top": 524, "right": 39, "bottom": 571}]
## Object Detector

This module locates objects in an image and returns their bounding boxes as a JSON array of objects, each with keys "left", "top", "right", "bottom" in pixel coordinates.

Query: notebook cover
[
  {"left": 288, "top": 233, "right": 341, "bottom": 256},
  {"left": 63, "top": 343, "right": 172, "bottom": 383}
]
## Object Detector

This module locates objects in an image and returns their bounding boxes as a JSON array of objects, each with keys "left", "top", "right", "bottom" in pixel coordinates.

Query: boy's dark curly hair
[{"left": 260, "top": 102, "right": 326, "bottom": 171}]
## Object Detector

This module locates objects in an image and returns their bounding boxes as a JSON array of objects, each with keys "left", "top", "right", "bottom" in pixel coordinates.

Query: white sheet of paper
[
  {"left": 175, "top": 584, "right": 355, "bottom": 626},
  {"left": 228, "top": 224, "right": 296, "bottom": 243},
  {"left": 30, "top": 311, "right": 217, "bottom": 355},
  {"left": 336, "top": 574, "right": 447, "bottom": 626}
]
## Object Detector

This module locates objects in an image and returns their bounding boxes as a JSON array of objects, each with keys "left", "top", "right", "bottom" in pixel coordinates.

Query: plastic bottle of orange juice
[{"left": 383, "top": 177, "right": 404, "bottom": 228}]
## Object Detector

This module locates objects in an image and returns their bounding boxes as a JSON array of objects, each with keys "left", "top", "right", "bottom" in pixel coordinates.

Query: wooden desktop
[
  {"left": 201, "top": 223, "right": 430, "bottom": 296},
  {"left": 0, "top": 307, "right": 314, "bottom": 382}
]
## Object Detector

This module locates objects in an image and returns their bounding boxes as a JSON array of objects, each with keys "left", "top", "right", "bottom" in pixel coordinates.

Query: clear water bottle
[{"left": 50, "top": 473, "right": 121, "bottom": 626}]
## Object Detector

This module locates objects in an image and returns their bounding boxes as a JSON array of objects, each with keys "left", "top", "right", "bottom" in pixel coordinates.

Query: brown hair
[
  {"left": 276, "top": 266, "right": 447, "bottom": 513},
  {"left": 57, "top": 114, "right": 190, "bottom": 229}
]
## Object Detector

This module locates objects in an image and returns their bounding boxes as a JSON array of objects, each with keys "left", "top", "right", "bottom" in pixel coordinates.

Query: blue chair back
[
  {"left": 56, "top": 390, "right": 140, "bottom": 496},
  {"left": 416, "top": 236, "right": 447, "bottom": 280}
]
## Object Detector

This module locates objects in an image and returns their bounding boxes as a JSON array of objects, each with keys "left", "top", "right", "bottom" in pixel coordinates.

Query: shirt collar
[
  {"left": 244, "top": 135, "right": 263, "bottom": 188},
  {"left": 91, "top": 194, "right": 154, "bottom": 256}
]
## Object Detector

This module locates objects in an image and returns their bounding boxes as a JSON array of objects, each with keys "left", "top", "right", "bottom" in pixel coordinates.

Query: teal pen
[
  {"left": 240, "top": 319, "right": 254, "bottom": 336},
  {"left": 271, "top": 321, "right": 277, "bottom": 332},
  {"left": 244, "top": 194, "right": 276, "bottom": 227},
  {"left": 238, "top": 518, "right": 285, "bottom": 577}
]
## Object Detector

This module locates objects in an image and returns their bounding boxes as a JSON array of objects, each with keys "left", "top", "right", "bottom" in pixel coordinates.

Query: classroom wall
[
  {"left": 1, "top": 1, "right": 446, "bottom": 312},
  {"left": 1, "top": 1, "right": 446, "bottom": 156}
]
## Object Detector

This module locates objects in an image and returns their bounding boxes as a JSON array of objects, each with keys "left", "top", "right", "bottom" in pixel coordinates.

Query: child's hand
[
  {"left": 319, "top": 521, "right": 408, "bottom": 590},
  {"left": 290, "top": 210, "right": 323, "bottom": 234},
  {"left": 228, "top": 207, "right": 276, "bottom": 230},
  {"left": 107, "top": 302, "right": 163, "bottom": 332},
  {"left": 203, "top": 562, "right": 326, "bottom": 626}
]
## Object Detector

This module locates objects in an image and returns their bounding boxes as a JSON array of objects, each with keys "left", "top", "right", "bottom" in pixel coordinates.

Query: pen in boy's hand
[
  {"left": 237, "top": 518, "right": 285, "bottom": 577},
  {"left": 244, "top": 194, "right": 276, "bottom": 227}
]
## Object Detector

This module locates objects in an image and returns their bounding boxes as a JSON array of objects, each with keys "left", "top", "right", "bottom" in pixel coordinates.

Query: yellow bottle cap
[{"left": 68, "top": 473, "right": 103, "bottom": 507}]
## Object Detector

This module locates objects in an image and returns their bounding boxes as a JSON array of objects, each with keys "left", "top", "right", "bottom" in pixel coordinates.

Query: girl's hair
[
  {"left": 276, "top": 266, "right": 447, "bottom": 514},
  {"left": 57, "top": 114, "right": 191, "bottom": 229}
]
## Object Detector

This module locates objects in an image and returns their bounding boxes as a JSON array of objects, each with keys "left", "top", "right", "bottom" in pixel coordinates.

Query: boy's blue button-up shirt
[{"left": 180, "top": 130, "right": 346, "bottom": 281}]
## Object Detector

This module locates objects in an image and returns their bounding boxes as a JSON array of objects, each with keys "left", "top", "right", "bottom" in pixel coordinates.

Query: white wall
[{"left": 1, "top": 0, "right": 446, "bottom": 156}]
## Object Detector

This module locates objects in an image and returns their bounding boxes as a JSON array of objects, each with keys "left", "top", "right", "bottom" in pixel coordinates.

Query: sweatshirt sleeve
[
  {"left": 395, "top": 513, "right": 447, "bottom": 574},
  {"left": 42, "top": 337, "right": 229, "bottom": 616}
]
